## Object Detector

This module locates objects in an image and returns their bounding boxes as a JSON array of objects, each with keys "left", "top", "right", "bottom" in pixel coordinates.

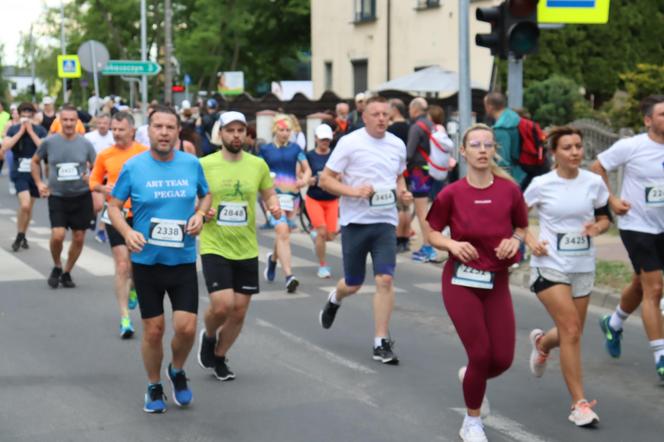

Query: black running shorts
[
  {"left": 132, "top": 262, "right": 199, "bottom": 319},
  {"left": 201, "top": 254, "right": 259, "bottom": 295},
  {"left": 619, "top": 229, "right": 664, "bottom": 274},
  {"left": 48, "top": 192, "right": 94, "bottom": 230},
  {"left": 106, "top": 218, "right": 132, "bottom": 248}
]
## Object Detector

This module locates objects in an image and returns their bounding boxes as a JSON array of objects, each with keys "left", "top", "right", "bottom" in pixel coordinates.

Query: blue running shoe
[
  {"left": 657, "top": 356, "right": 664, "bottom": 381},
  {"left": 120, "top": 316, "right": 134, "bottom": 339},
  {"left": 599, "top": 315, "right": 622, "bottom": 358},
  {"left": 264, "top": 252, "right": 277, "bottom": 282},
  {"left": 411, "top": 246, "right": 430, "bottom": 262},
  {"left": 128, "top": 288, "right": 138, "bottom": 310},
  {"left": 422, "top": 245, "right": 437, "bottom": 262},
  {"left": 94, "top": 230, "right": 107, "bottom": 243},
  {"left": 144, "top": 383, "right": 167, "bottom": 413},
  {"left": 166, "top": 364, "right": 192, "bottom": 407}
]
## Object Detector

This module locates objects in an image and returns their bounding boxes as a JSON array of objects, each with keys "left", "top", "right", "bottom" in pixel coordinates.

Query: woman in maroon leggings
[{"left": 426, "top": 123, "right": 528, "bottom": 442}]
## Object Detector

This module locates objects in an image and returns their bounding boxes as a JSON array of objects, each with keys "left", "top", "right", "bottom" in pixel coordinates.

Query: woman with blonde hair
[
  {"left": 426, "top": 123, "right": 528, "bottom": 442},
  {"left": 288, "top": 114, "right": 306, "bottom": 150}
]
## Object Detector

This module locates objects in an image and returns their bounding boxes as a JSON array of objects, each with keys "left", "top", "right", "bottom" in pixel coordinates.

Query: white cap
[
  {"left": 355, "top": 92, "right": 366, "bottom": 102},
  {"left": 181, "top": 100, "right": 191, "bottom": 110},
  {"left": 219, "top": 111, "right": 246, "bottom": 127},
  {"left": 315, "top": 124, "right": 333, "bottom": 140},
  {"left": 42, "top": 96, "right": 54, "bottom": 105}
]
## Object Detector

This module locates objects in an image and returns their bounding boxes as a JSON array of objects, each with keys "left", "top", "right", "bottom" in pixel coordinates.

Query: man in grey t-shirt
[{"left": 31, "top": 105, "right": 96, "bottom": 289}]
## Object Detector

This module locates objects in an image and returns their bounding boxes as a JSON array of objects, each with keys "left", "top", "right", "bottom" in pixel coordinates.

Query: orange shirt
[
  {"left": 49, "top": 117, "right": 86, "bottom": 135},
  {"left": 89, "top": 142, "right": 148, "bottom": 211}
]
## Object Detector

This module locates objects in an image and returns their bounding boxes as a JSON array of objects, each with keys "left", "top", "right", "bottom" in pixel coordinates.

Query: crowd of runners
[{"left": 0, "top": 92, "right": 662, "bottom": 442}]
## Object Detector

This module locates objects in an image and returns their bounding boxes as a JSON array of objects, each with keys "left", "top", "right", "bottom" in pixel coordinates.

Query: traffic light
[
  {"left": 476, "top": 3, "right": 506, "bottom": 58},
  {"left": 171, "top": 85, "right": 185, "bottom": 93},
  {"left": 504, "top": 0, "right": 539, "bottom": 58}
]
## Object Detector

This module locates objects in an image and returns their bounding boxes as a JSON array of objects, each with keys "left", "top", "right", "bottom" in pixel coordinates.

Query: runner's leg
[
  {"left": 112, "top": 245, "right": 131, "bottom": 319},
  {"left": 50, "top": 227, "right": 66, "bottom": 267},
  {"left": 63, "top": 229, "right": 85, "bottom": 273},
  {"left": 215, "top": 293, "right": 251, "bottom": 357},
  {"left": 274, "top": 222, "right": 293, "bottom": 276},
  {"left": 639, "top": 270, "right": 663, "bottom": 341},
  {"left": 171, "top": 311, "right": 197, "bottom": 370},
  {"left": 142, "top": 315, "right": 166, "bottom": 383}
]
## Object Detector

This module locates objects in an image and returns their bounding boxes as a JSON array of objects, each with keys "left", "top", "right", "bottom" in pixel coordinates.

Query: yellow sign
[
  {"left": 57, "top": 55, "right": 82, "bottom": 78},
  {"left": 538, "top": 0, "right": 610, "bottom": 24}
]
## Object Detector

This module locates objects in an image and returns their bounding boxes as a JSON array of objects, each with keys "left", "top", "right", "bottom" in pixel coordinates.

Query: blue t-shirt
[
  {"left": 306, "top": 150, "right": 337, "bottom": 201},
  {"left": 6, "top": 123, "right": 47, "bottom": 178},
  {"left": 112, "top": 150, "right": 209, "bottom": 266},
  {"left": 259, "top": 142, "right": 306, "bottom": 196}
]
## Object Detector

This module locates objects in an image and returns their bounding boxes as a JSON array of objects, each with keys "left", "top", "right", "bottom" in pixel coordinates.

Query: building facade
[
  {"left": 311, "top": 0, "right": 497, "bottom": 98},
  {"left": 2, "top": 66, "right": 48, "bottom": 100}
]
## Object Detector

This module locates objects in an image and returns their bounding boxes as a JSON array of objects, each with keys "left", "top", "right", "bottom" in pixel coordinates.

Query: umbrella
[{"left": 373, "top": 65, "right": 484, "bottom": 95}]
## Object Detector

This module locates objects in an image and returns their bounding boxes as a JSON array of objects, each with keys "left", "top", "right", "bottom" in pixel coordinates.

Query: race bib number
[
  {"left": 17, "top": 158, "right": 31, "bottom": 173},
  {"left": 99, "top": 203, "right": 128, "bottom": 225},
  {"left": 451, "top": 263, "right": 494, "bottom": 289},
  {"left": 148, "top": 218, "right": 186, "bottom": 248},
  {"left": 556, "top": 232, "right": 591, "bottom": 256},
  {"left": 216, "top": 202, "right": 248, "bottom": 226},
  {"left": 278, "top": 194, "right": 295, "bottom": 212},
  {"left": 55, "top": 162, "right": 80, "bottom": 181},
  {"left": 370, "top": 189, "right": 396, "bottom": 208},
  {"left": 645, "top": 184, "right": 664, "bottom": 207}
]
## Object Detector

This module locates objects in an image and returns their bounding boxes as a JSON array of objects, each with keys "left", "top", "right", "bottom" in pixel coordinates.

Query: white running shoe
[
  {"left": 458, "top": 366, "right": 490, "bottom": 418},
  {"left": 568, "top": 399, "right": 599, "bottom": 427},
  {"left": 459, "top": 418, "right": 488, "bottom": 442},
  {"left": 529, "top": 329, "right": 549, "bottom": 378}
]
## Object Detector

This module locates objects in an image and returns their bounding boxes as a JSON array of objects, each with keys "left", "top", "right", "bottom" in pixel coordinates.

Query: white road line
[
  {"left": 253, "top": 290, "right": 310, "bottom": 301},
  {"left": 318, "top": 285, "right": 406, "bottom": 294},
  {"left": 27, "top": 227, "right": 52, "bottom": 236},
  {"left": 10, "top": 217, "right": 34, "bottom": 224},
  {"left": 255, "top": 318, "right": 377, "bottom": 375},
  {"left": 32, "top": 238, "right": 115, "bottom": 276},
  {"left": 258, "top": 245, "right": 317, "bottom": 268},
  {"left": 0, "top": 247, "right": 44, "bottom": 281},
  {"left": 415, "top": 283, "right": 440, "bottom": 292},
  {"left": 451, "top": 408, "right": 550, "bottom": 442},
  {"left": 0, "top": 208, "right": 15, "bottom": 215}
]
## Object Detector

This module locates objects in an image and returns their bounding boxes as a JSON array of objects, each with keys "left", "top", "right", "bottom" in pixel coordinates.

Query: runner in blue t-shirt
[{"left": 108, "top": 105, "right": 211, "bottom": 414}]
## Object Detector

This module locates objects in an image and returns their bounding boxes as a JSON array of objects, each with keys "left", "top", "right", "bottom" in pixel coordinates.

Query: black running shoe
[
  {"left": 60, "top": 272, "right": 76, "bottom": 288},
  {"left": 197, "top": 329, "right": 216, "bottom": 369},
  {"left": 11, "top": 236, "right": 22, "bottom": 252},
  {"left": 213, "top": 356, "right": 236, "bottom": 381},
  {"left": 373, "top": 339, "right": 399, "bottom": 365},
  {"left": 48, "top": 267, "right": 62, "bottom": 288},
  {"left": 20, "top": 238, "right": 28, "bottom": 249},
  {"left": 319, "top": 297, "right": 340, "bottom": 330}
]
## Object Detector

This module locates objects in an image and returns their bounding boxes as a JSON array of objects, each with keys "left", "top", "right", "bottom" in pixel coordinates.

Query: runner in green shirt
[{"left": 197, "top": 111, "right": 281, "bottom": 381}]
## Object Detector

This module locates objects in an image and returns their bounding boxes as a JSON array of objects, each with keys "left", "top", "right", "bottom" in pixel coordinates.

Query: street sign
[
  {"left": 77, "top": 40, "right": 110, "bottom": 73},
  {"left": 57, "top": 55, "right": 81, "bottom": 79},
  {"left": 183, "top": 73, "right": 191, "bottom": 86},
  {"left": 101, "top": 60, "right": 161, "bottom": 76},
  {"left": 538, "top": 0, "right": 610, "bottom": 24}
]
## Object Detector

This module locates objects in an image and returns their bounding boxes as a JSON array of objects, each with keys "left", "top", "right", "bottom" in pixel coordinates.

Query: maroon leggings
[{"left": 442, "top": 261, "right": 515, "bottom": 410}]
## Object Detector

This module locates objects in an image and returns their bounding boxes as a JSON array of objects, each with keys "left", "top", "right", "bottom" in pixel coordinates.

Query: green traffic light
[{"left": 508, "top": 21, "right": 539, "bottom": 56}]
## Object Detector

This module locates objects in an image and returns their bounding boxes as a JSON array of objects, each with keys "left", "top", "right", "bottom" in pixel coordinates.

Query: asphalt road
[{"left": 0, "top": 174, "right": 662, "bottom": 442}]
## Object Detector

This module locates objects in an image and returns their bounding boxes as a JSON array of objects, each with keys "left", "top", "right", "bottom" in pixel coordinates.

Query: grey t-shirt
[{"left": 37, "top": 134, "right": 96, "bottom": 197}]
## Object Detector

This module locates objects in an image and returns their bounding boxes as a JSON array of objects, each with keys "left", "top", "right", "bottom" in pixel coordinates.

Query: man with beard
[{"left": 196, "top": 111, "right": 281, "bottom": 381}]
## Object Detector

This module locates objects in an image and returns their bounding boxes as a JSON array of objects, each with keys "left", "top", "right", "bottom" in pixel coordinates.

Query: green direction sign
[{"left": 102, "top": 60, "right": 161, "bottom": 76}]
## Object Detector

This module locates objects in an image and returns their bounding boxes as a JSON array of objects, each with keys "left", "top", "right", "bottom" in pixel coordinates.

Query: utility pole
[
  {"left": 458, "top": 0, "right": 472, "bottom": 177},
  {"left": 164, "top": 0, "right": 173, "bottom": 105},
  {"left": 60, "top": 1, "right": 67, "bottom": 103},
  {"left": 28, "top": 25, "right": 36, "bottom": 103},
  {"left": 140, "top": 0, "right": 148, "bottom": 116}
]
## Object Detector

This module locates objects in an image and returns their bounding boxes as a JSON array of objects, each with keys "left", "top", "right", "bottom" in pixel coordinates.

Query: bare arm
[
  {"left": 590, "top": 160, "right": 630, "bottom": 215},
  {"left": 296, "top": 158, "right": 312, "bottom": 189},
  {"left": 319, "top": 167, "right": 372, "bottom": 199},
  {"left": 31, "top": 154, "right": 49, "bottom": 197},
  {"left": 1, "top": 125, "right": 25, "bottom": 153},
  {"left": 260, "top": 187, "right": 282, "bottom": 219}
]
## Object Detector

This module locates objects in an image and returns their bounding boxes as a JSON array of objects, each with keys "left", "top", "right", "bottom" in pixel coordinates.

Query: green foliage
[
  {"left": 619, "top": 64, "right": 664, "bottom": 130},
  {"left": 524, "top": 0, "right": 664, "bottom": 104},
  {"left": 523, "top": 75, "right": 592, "bottom": 127},
  {"left": 0, "top": 44, "right": 11, "bottom": 102}
]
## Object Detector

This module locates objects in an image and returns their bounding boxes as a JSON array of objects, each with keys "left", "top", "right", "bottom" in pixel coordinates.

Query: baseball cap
[
  {"left": 355, "top": 92, "right": 366, "bottom": 102},
  {"left": 219, "top": 111, "right": 246, "bottom": 127},
  {"left": 42, "top": 96, "right": 54, "bottom": 105},
  {"left": 181, "top": 100, "right": 191, "bottom": 110},
  {"left": 315, "top": 124, "right": 333, "bottom": 140},
  {"left": 207, "top": 98, "right": 218, "bottom": 109}
]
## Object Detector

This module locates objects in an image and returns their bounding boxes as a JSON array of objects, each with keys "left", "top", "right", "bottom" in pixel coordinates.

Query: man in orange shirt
[
  {"left": 89, "top": 111, "right": 148, "bottom": 339},
  {"left": 49, "top": 112, "right": 86, "bottom": 135}
]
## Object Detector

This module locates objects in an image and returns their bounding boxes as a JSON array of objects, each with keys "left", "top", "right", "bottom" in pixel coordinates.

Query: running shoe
[
  {"left": 412, "top": 245, "right": 437, "bottom": 263},
  {"left": 285, "top": 275, "right": 299, "bottom": 293},
  {"left": 458, "top": 366, "right": 490, "bottom": 418},
  {"left": 317, "top": 266, "right": 332, "bottom": 279},
  {"left": 120, "top": 316, "right": 134, "bottom": 339},
  {"left": 60, "top": 272, "right": 76, "bottom": 288},
  {"left": 459, "top": 419, "right": 488, "bottom": 442},
  {"left": 264, "top": 252, "right": 276, "bottom": 282},
  {"left": 128, "top": 288, "right": 138, "bottom": 310},
  {"left": 20, "top": 237, "right": 28, "bottom": 250},
  {"left": 319, "top": 291, "right": 340, "bottom": 329},
  {"left": 568, "top": 399, "right": 599, "bottom": 427},
  {"left": 309, "top": 230, "right": 318, "bottom": 242},
  {"left": 197, "top": 329, "right": 216, "bottom": 369},
  {"left": 529, "top": 329, "right": 549, "bottom": 378},
  {"left": 95, "top": 230, "right": 107, "bottom": 243},
  {"left": 47, "top": 267, "right": 62, "bottom": 288},
  {"left": 396, "top": 241, "right": 410, "bottom": 254},
  {"left": 213, "top": 356, "right": 236, "bottom": 381},
  {"left": 657, "top": 355, "right": 664, "bottom": 381},
  {"left": 599, "top": 315, "right": 622, "bottom": 358},
  {"left": 143, "top": 383, "right": 167, "bottom": 414},
  {"left": 11, "top": 236, "right": 22, "bottom": 252},
  {"left": 373, "top": 339, "right": 399, "bottom": 365},
  {"left": 166, "top": 364, "right": 192, "bottom": 407}
]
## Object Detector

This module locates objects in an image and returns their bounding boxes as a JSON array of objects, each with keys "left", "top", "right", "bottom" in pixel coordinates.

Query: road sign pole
[
  {"left": 458, "top": 0, "right": 471, "bottom": 178},
  {"left": 60, "top": 1, "right": 67, "bottom": 103},
  {"left": 507, "top": 54, "right": 523, "bottom": 109},
  {"left": 90, "top": 46, "right": 100, "bottom": 115},
  {"left": 140, "top": 0, "right": 148, "bottom": 116}
]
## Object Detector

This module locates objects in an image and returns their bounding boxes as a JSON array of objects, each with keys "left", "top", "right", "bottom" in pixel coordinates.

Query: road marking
[
  {"left": 258, "top": 245, "right": 316, "bottom": 268},
  {"left": 0, "top": 247, "right": 44, "bottom": 281},
  {"left": 451, "top": 408, "right": 550, "bottom": 442},
  {"left": 10, "top": 217, "right": 34, "bottom": 225},
  {"left": 0, "top": 208, "right": 14, "bottom": 215},
  {"left": 255, "top": 318, "right": 377, "bottom": 375},
  {"left": 28, "top": 227, "right": 52, "bottom": 236},
  {"left": 32, "top": 238, "right": 115, "bottom": 276},
  {"left": 415, "top": 283, "right": 440, "bottom": 292},
  {"left": 318, "top": 285, "right": 406, "bottom": 294},
  {"left": 253, "top": 290, "right": 310, "bottom": 301}
]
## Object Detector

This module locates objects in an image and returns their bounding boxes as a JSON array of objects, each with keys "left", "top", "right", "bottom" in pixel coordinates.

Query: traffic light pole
[
  {"left": 507, "top": 55, "right": 523, "bottom": 109},
  {"left": 458, "top": 0, "right": 472, "bottom": 178}
]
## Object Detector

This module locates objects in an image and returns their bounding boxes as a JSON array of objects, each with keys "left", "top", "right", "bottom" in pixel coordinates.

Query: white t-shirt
[
  {"left": 524, "top": 169, "right": 609, "bottom": 273},
  {"left": 598, "top": 133, "right": 664, "bottom": 234},
  {"left": 135, "top": 125, "right": 150, "bottom": 147},
  {"left": 326, "top": 128, "right": 406, "bottom": 227},
  {"left": 84, "top": 130, "right": 114, "bottom": 154}
]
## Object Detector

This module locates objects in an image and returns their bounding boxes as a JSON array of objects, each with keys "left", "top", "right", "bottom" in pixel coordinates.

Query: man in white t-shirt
[
  {"left": 85, "top": 112, "right": 115, "bottom": 242},
  {"left": 591, "top": 95, "right": 664, "bottom": 381},
  {"left": 318, "top": 96, "right": 413, "bottom": 364}
]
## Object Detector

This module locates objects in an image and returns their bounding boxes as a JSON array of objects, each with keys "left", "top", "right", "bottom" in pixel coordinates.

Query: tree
[
  {"left": 0, "top": 44, "right": 11, "bottom": 102},
  {"left": 523, "top": 75, "right": 592, "bottom": 127}
]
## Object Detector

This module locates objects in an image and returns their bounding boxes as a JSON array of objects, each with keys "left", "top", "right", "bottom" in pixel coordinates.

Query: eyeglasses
[{"left": 467, "top": 141, "right": 496, "bottom": 150}]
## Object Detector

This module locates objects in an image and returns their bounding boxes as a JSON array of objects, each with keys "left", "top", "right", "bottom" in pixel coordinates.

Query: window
[
  {"left": 354, "top": 0, "right": 376, "bottom": 23},
  {"left": 416, "top": 0, "right": 440, "bottom": 9},
  {"left": 324, "top": 61, "right": 333, "bottom": 91},
  {"left": 352, "top": 59, "right": 368, "bottom": 95}
]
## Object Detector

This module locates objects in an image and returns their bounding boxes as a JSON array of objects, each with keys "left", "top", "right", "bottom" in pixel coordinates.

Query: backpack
[
  {"left": 516, "top": 118, "right": 546, "bottom": 167},
  {"left": 416, "top": 121, "right": 455, "bottom": 181}
]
